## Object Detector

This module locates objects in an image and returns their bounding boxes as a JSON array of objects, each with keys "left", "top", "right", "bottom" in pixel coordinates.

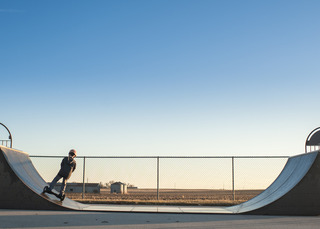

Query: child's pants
[{"left": 49, "top": 174, "right": 67, "bottom": 195}]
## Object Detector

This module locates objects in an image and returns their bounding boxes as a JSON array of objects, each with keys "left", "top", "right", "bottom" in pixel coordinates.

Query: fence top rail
[{"left": 29, "top": 155, "right": 290, "bottom": 159}]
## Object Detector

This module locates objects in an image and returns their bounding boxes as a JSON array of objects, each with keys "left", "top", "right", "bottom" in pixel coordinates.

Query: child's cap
[{"left": 69, "top": 149, "right": 77, "bottom": 157}]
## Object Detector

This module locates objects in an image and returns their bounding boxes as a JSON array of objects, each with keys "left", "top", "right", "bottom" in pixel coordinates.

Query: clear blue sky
[{"left": 1, "top": 0, "right": 320, "bottom": 156}]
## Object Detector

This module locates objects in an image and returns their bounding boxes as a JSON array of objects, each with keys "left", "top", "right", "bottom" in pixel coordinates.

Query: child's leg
[
  {"left": 59, "top": 177, "right": 67, "bottom": 196},
  {"left": 49, "top": 174, "right": 62, "bottom": 191}
]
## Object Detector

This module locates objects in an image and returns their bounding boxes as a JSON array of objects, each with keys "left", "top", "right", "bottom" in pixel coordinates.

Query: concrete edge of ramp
[{"left": 1, "top": 145, "right": 320, "bottom": 215}]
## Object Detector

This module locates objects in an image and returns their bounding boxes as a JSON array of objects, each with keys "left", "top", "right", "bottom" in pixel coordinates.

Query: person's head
[{"left": 69, "top": 149, "right": 77, "bottom": 159}]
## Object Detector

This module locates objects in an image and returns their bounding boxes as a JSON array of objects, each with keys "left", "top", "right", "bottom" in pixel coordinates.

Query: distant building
[
  {"left": 110, "top": 182, "right": 127, "bottom": 194},
  {"left": 54, "top": 183, "right": 100, "bottom": 193}
]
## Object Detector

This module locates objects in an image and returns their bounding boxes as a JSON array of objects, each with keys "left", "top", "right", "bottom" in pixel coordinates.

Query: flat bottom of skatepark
[{"left": 1, "top": 210, "right": 320, "bottom": 229}]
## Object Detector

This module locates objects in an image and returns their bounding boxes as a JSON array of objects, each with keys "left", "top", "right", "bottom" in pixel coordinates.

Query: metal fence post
[
  {"left": 157, "top": 156, "right": 160, "bottom": 200},
  {"left": 232, "top": 157, "right": 235, "bottom": 201},
  {"left": 82, "top": 156, "right": 86, "bottom": 199}
]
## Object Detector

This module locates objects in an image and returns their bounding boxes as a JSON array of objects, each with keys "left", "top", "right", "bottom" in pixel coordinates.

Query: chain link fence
[{"left": 29, "top": 155, "right": 288, "bottom": 205}]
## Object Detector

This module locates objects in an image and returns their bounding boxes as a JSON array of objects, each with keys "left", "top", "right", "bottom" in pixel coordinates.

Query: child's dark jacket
[{"left": 58, "top": 157, "right": 76, "bottom": 179}]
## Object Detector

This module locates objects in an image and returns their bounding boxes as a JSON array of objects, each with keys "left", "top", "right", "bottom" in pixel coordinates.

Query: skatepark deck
[{"left": 1, "top": 146, "right": 320, "bottom": 215}]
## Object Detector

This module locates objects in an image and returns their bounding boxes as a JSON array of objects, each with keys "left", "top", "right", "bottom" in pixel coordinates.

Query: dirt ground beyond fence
[{"left": 67, "top": 188, "right": 263, "bottom": 206}]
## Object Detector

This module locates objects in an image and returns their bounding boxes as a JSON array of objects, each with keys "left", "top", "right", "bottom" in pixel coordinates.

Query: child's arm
[{"left": 73, "top": 161, "right": 76, "bottom": 172}]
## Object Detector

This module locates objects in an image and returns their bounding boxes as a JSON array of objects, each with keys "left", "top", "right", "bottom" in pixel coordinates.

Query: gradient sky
[{"left": 1, "top": 0, "right": 320, "bottom": 157}]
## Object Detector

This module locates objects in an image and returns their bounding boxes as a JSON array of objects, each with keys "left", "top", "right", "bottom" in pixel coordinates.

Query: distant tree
[{"left": 105, "top": 180, "right": 115, "bottom": 188}]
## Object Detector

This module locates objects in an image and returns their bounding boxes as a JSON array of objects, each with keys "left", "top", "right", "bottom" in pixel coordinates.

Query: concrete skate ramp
[
  {"left": 227, "top": 151, "right": 320, "bottom": 215},
  {"left": 1, "top": 146, "right": 320, "bottom": 215},
  {"left": 0, "top": 146, "right": 86, "bottom": 211}
]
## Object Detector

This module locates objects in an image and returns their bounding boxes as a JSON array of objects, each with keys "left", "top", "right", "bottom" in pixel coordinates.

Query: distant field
[{"left": 67, "top": 188, "right": 263, "bottom": 206}]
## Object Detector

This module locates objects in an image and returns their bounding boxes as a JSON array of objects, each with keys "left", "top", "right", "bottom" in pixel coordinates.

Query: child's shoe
[{"left": 43, "top": 186, "right": 51, "bottom": 192}]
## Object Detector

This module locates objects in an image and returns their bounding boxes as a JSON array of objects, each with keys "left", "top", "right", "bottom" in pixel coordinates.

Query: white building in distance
[{"left": 110, "top": 182, "right": 127, "bottom": 194}]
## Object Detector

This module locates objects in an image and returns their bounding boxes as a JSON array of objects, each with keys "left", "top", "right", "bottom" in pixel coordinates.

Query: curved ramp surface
[
  {"left": 0, "top": 146, "right": 86, "bottom": 211},
  {"left": 1, "top": 146, "right": 320, "bottom": 215},
  {"left": 227, "top": 151, "right": 320, "bottom": 215}
]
